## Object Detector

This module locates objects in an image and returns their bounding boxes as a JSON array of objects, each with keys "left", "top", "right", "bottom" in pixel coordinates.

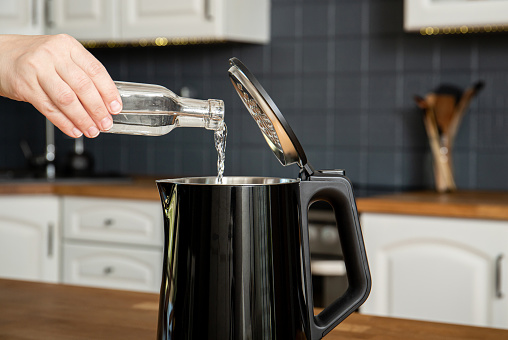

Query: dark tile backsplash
[{"left": 2, "top": 0, "right": 508, "bottom": 193}]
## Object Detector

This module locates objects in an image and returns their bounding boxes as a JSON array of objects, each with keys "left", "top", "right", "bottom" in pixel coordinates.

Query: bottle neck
[{"left": 177, "top": 97, "right": 224, "bottom": 131}]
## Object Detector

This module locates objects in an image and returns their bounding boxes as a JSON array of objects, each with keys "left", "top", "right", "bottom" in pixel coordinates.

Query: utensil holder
[{"left": 415, "top": 81, "right": 484, "bottom": 193}]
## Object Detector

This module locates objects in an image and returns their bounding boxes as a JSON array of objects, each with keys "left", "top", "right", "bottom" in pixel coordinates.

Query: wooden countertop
[
  {"left": 0, "top": 177, "right": 161, "bottom": 200},
  {"left": 357, "top": 191, "right": 508, "bottom": 220},
  {"left": 1, "top": 279, "right": 507, "bottom": 340},
  {"left": 2, "top": 179, "right": 508, "bottom": 220}
]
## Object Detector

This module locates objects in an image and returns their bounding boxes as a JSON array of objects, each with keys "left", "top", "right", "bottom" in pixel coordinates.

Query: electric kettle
[{"left": 155, "top": 58, "right": 371, "bottom": 340}]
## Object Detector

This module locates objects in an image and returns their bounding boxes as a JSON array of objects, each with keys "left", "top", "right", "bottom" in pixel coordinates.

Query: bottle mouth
[{"left": 205, "top": 99, "right": 225, "bottom": 130}]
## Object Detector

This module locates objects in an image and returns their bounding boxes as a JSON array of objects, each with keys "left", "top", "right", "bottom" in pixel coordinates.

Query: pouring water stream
[{"left": 214, "top": 123, "right": 227, "bottom": 184}]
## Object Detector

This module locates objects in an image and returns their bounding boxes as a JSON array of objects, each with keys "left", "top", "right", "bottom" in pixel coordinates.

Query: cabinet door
[
  {"left": 0, "top": 196, "right": 60, "bottom": 283},
  {"left": 63, "top": 243, "right": 162, "bottom": 292},
  {"left": 361, "top": 213, "right": 508, "bottom": 329},
  {"left": 46, "top": 0, "right": 117, "bottom": 40},
  {"left": 62, "top": 197, "right": 163, "bottom": 247},
  {"left": 0, "top": 0, "right": 44, "bottom": 34},
  {"left": 121, "top": 0, "right": 217, "bottom": 40}
]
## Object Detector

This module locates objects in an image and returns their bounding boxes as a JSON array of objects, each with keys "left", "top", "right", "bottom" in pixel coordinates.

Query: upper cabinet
[
  {"left": 45, "top": 0, "right": 270, "bottom": 44},
  {"left": 0, "top": 0, "right": 45, "bottom": 35},
  {"left": 121, "top": 0, "right": 216, "bottom": 40},
  {"left": 45, "top": 0, "right": 117, "bottom": 41},
  {"left": 404, "top": 0, "right": 508, "bottom": 33}
]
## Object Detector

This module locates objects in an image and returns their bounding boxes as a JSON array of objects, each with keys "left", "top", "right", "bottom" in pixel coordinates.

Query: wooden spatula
[{"left": 414, "top": 81, "right": 484, "bottom": 192}]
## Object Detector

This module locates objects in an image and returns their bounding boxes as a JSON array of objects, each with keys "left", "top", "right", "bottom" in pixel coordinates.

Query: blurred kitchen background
[
  {"left": 3, "top": 0, "right": 508, "bottom": 330},
  {"left": 2, "top": 0, "right": 507, "bottom": 193}
]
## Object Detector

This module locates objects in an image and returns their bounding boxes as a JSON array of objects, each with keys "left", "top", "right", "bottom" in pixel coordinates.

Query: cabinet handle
[
  {"left": 204, "top": 0, "right": 213, "bottom": 20},
  {"left": 104, "top": 218, "right": 114, "bottom": 227},
  {"left": 496, "top": 254, "right": 503, "bottom": 299},
  {"left": 47, "top": 223, "right": 54, "bottom": 257},
  {"left": 45, "top": 0, "right": 54, "bottom": 28},
  {"left": 103, "top": 266, "right": 114, "bottom": 275},
  {"left": 32, "top": 0, "right": 37, "bottom": 26}
]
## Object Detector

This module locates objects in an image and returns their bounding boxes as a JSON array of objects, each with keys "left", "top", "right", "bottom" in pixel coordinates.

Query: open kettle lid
[{"left": 228, "top": 57, "right": 313, "bottom": 177}]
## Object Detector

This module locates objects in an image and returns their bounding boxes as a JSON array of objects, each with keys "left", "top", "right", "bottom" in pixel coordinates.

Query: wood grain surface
[
  {"left": 2, "top": 181, "right": 508, "bottom": 220},
  {"left": 0, "top": 178, "right": 160, "bottom": 200},
  {"left": 1, "top": 279, "right": 507, "bottom": 340},
  {"left": 357, "top": 190, "right": 508, "bottom": 220}
]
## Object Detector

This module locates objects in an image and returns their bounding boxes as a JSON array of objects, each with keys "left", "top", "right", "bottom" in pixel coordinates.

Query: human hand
[{"left": 0, "top": 34, "right": 122, "bottom": 138}]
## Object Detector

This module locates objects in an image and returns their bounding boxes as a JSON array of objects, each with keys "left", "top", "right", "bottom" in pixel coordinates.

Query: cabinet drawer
[
  {"left": 62, "top": 197, "right": 163, "bottom": 247},
  {"left": 63, "top": 243, "right": 162, "bottom": 293}
]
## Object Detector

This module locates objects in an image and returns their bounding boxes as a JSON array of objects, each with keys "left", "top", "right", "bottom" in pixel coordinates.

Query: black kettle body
[{"left": 156, "top": 173, "right": 370, "bottom": 340}]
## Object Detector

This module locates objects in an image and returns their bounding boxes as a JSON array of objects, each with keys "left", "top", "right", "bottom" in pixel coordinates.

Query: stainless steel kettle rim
[
  {"left": 228, "top": 57, "right": 312, "bottom": 176},
  {"left": 157, "top": 176, "right": 299, "bottom": 186}
]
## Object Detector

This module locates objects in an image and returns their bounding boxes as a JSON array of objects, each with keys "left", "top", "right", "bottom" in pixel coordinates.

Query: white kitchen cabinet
[
  {"left": 0, "top": 0, "right": 44, "bottom": 35},
  {"left": 361, "top": 213, "right": 508, "bottom": 329},
  {"left": 45, "top": 0, "right": 117, "bottom": 40},
  {"left": 120, "top": 0, "right": 215, "bottom": 40},
  {"left": 120, "top": 0, "right": 269, "bottom": 43},
  {"left": 46, "top": 0, "right": 270, "bottom": 44},
  {"left": 61, "top": 196, "right": 163, "bottom": 292},
  {"left": 63, "top": 243, "right": 162, "bottom": 292},
  {"left": 0, "top": 195, "right": 60, "bottom": 283},
  {"left": 62, "top": 196, "right": 163, "bottom": 247}
]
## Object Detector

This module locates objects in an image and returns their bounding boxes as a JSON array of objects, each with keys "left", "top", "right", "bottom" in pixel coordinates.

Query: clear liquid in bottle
[{"left": 108, "top": 81, "right": 224, "bottom": 136}]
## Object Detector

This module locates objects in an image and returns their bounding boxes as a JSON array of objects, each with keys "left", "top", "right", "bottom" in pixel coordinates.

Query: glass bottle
[{"left": 107, "top": 81, "right": 224, "bottom": 136}]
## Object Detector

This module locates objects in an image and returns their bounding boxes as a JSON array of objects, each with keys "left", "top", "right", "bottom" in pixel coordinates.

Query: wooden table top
[
  {"left": 1, "top": 279, "right": 507, "bottom": 340},
  {"left": 357, "top": 190, "right": 508, "bottom": 220}
]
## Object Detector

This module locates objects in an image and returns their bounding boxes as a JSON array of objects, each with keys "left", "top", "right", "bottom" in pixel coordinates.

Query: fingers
[
  {"left": 55, "top": 61, "right": 113, "bottom": 132},
  {"left": 27, "top": 87, "right": 84, "bottom": 139},
  {"left": 36, "top": 69, "right": 101, "bottom": 138},
  {"left": 69, "top": 42, "right": 122, "bottom": 114},
  {"left": 57, "top": 36, "right": 122, "bottom": 137}
]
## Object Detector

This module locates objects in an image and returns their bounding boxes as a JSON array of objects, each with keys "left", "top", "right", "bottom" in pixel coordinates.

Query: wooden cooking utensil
[{"left": 414, "top": 81, "right": 484, "bottom": 193}]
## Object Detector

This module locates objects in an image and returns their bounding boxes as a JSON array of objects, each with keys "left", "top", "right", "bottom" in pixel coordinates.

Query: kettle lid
[{"left": 228, "top": 57, "right": 313, "bottom": 177}]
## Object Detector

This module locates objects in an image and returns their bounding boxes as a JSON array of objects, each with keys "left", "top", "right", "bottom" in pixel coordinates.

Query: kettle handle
[{"left": 300, "top": 176, "right": 371, "bottom": 339}]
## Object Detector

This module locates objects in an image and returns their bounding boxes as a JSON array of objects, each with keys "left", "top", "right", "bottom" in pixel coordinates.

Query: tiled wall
[{"left": 2, "top": 0, "right": 508, "bottom": 193}]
